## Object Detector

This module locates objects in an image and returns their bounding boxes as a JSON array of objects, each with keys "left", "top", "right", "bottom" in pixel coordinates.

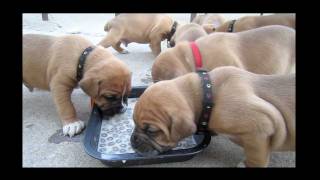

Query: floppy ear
[
  {"left": 169, "top": 110, "right": 197, "bottom": 142},
  {"left": 79, "top": 76, "right": 100, "bottom": 97}
]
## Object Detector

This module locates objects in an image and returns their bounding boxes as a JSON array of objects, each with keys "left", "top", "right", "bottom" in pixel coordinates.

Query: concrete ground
[{"left": 23, "top": 13, "right": 295, "bottom": 167}]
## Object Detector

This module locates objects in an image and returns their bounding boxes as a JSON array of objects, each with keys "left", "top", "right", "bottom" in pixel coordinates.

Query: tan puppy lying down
[
  {"left": 98, "top": 14, "right": 176, "bottom": 56},
  {"left": 192, "top": 14, "right": 226, "bottom": 34},
  {"left": 131, "top": 66, "right": 295, "bottom": 167},
  {"left": 152, "top": 25, "right": 295, "bottom": 82},
  {"left": 215, "top": 14, "right": 295, "bottom": 33},
  {"left": 169, "top": 23, "right": 208, "bottom": 47},
  {"left": 23, "top": 34, "right": 132, "bottom": 137}
]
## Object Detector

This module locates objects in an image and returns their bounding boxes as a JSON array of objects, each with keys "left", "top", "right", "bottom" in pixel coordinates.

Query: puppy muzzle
[
  {"left": 100, "top": 99, "right": 128, "bottom": 116},
  {"left": 102, "top": 106, "right": 126, "bottom": 116},
  {"left": 130, "top": 129, "right": 171, "bottom": 157}
]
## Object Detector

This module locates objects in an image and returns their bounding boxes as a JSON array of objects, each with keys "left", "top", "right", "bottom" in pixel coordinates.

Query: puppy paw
[
  {"left": 62, "top": 120, "right": 85, "bottom": 137},
  {"left": 237, "top": 161, "right": 246, "bottom": 168},
  {"left": 120, "top": 50, "right": 129, "bottom": 54}
]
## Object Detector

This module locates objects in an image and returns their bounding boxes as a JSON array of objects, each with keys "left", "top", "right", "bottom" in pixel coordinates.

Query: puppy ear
[
  {"left": 79, "top": 76, "right": 100, "bottom": 97},
  {"left": 169, "top": 110, "right": 197, "bottom": 142}
]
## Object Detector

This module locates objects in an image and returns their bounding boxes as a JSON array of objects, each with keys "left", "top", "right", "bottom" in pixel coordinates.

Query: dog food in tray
[{"left": 83, "top": 86, "right": 211, "bottom": 166}]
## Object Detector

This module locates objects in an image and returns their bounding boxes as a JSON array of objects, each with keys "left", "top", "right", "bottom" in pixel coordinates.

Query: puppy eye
[
  {"left": 148, "top": 128, "right": 159, "bottom": 133},
  {"left": 104, "top": 95, "right": 117, "bottom": 101},
  {"left": 144, "top": 124, "right": 159, "bottom": 134},
  {"left": 146, "top": 129, "right": 159, "bottom": 137}
]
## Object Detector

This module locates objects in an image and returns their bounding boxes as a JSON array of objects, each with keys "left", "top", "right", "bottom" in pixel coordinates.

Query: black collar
[
  {"left": 227, "top": 20, "right": 237, "bottom": 32},
  {"left": 195, "top": 69, "right": 217, "bottom": 136},
  {"left": 76, "top": 46, "right": 95, "bottom": 82},
  {"left": 166, "top": 21, "right": 178, "bottom": 42}
]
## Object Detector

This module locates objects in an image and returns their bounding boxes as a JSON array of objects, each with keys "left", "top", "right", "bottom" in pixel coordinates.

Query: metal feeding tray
[{"left": 83, "top": 86, "right": 211, "bottom": 166}]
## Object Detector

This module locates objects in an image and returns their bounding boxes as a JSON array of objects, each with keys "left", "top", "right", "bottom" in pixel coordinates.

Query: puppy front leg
[
  {"left": 240, "top": 134, "right": 271, "bottom": 167},
  {"left": 50, "top": 81, "right": 85, "bottom": 137},
  {"left": 97, "top": 34, "right": 114, "bottom": 48},
  {"left": 112, "top": 41, "right": 129, "bottom": 54},
  {"left": 97, "top": 29, "right": 128, "bottom": 54},
  {"left": 149, "top": 39, "right": 161, "bottom": 56}
]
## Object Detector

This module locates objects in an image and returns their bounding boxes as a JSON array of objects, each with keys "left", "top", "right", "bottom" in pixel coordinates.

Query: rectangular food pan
[{"left": 83, "top": 86, "right": 211, "bottom": 167}]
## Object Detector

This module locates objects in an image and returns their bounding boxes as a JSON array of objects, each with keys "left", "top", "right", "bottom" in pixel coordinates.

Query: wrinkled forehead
[
  {"left": 99, "top": 78, "right": 130, "bottom": 94},
  {"left": 132, "top": 100, "right": 150, "bottom": 127},
  {"left": 133, "top": 99, "right": 169, "bottom": 128},
  {"left": 132, "top": 100, "right": 141, "bottom": 123}
]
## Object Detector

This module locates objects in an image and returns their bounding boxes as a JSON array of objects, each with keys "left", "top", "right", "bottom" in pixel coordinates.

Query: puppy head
[
  {"left": 130, "top": 81, "right": 197, "bottom": 156},
  {"left": 152, "top": 47, "right": 191, "bottom": 82},
  {"left": 80, "top": 60, "right": 132, "bottom": 116},
  {"left": 169, "top": 23, "right": 204, "bottom": 47}
]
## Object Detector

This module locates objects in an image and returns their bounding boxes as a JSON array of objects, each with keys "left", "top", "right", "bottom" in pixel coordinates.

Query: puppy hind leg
[
  {"left": 240, "top": 134, "right": 271, "bottom": 167},
  {"left": 229, "top": 136, "right": 244, "bottom": 147}
]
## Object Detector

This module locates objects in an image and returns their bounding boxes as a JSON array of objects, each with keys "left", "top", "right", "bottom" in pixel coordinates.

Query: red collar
[{"left": 190, "top": 41, "right": 202, "bottom": 69}]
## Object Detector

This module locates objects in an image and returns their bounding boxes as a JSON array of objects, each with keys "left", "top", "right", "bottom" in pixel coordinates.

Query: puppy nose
[
  {"left": 170, "top": 41, "right": 175, "bottom": 47},
  {"left": 132, "top": 134, "right": 137, "bottom": 142},
  {"left": 124, "top": 97, "right": 128, "bottom": 105},
  {"left": 130, "top": 134, "right": 138, "bottom": 148},
  {"left": 119, "top": 106, "right": 127, "bottom": 113},
  {"left": 130, "top": 133, "right": 142, "bottom": 146}
]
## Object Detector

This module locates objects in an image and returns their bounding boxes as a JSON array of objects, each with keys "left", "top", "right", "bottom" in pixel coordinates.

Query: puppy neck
[
  {"left": 174, "top": 73, "right": 203, "bottom": 124},
  {"left": 175, "top": 42, "right": 196, "bottom": 73},
  {"left": 175, "top": 70, "right": 228, "bottom": 133},
  {"left": 82, "top": 46, "right": 113, "bottom": 73}
]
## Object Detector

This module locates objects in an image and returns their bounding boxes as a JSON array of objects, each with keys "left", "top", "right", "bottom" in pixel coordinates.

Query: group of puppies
[{"left": 23, "top": 13, "right": 295, "bottom": 167}]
